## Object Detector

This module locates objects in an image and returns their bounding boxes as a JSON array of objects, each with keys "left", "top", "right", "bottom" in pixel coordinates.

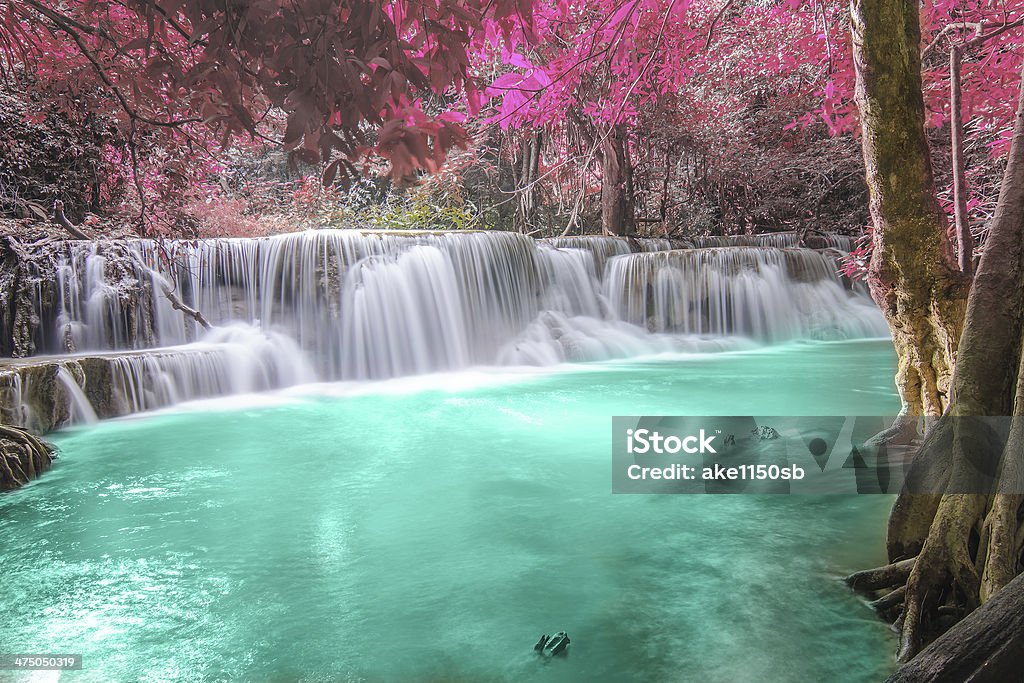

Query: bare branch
[{"left": 704, "top": 0, "right": 736, "bottom": 51}]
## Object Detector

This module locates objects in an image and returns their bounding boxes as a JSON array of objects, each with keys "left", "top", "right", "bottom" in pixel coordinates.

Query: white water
[
  {"left": 9, "top": 230, "right": 885, "bottom": 427},
  {"left": 106, "top": 325, "right": 317, "bottom": 413},
  {"left": 539, "top": 235, "right": 674, "bottom": 278},
  {"left": 54, "top": 366, "right": 98, "bottom": 424},
  {"left": 0, "top": 325, "right": 316, "bottom": 433},
  {"left": 604, "top": 247, "right": 888, "bottom": 341},
  {"left": 689, "top": 232, "right": 856, "bottom": 251}
]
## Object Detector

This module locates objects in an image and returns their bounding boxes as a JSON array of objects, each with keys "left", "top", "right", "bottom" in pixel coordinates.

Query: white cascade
[
  {"left": 604, "top": 247, "right": 889, "bottom": 342},
  {"left": 55, "top": 366, "right": 98, "bottom": 424},
  {"left": 6, "top": 230, "right": 888, "bottom": 429}
]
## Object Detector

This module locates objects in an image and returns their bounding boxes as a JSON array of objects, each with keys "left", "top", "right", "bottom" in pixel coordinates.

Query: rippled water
[{"left": 1, "top": 340, "right": 900, "bottom": 681}]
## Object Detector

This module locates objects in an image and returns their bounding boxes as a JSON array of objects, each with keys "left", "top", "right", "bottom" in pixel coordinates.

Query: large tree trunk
[
  {"left": 851, "top": 0, "right": 969, "bottom": 416},
  {"left": 601, "top": 124, "right": 636, "bottom": 236},
  {"left": 850, "top": 55, "right": 1024, "bottom": 663}
]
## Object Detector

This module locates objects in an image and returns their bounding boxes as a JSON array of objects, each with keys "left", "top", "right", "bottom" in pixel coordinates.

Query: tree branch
[
  {"left": 25, "top": 2, "right": 203, "bottom": 129},
  {"left": 704, "top": 0, "right": 736, "bottom": 50},
  {"left": 159, "top": 281, "right": 211, "bottom": 330},
  {"left": 52, "top": 200, "right": 90, "bottom": 240},
  {"left": 923, "top": 17, "right": 1024, "bottom": 58}
]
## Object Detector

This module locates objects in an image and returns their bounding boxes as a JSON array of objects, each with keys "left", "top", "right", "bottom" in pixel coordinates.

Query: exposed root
[
  {"left": 869, "top": 585, "right": 906, "bottom": 613},
  {"left": 849, "top": 418, "right": 1024, "bottom": 663},
  {"left": 887, "top": 572, "right": 1024, "bottom": 682},
  {"left": 846, "top": 558, "right": 916, "bottom": 591},
  {"left": 0, "top": 424, "right": 56, "bottom": 490},
  {"left": 980, "top": 419, "right": 1024, "bottom": 601}
]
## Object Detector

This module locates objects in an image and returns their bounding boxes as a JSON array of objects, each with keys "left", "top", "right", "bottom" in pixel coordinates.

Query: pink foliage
[{"left": 476, "top": 0, "right": 1023, "bottom": 233}]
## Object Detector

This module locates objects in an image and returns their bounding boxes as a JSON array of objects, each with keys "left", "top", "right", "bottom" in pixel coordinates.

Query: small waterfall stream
[
  {"left": 55, "top": 366, "right": 98, "bottom": 424},
  {"left": 1, "top": 229, "right": 886, "bottom": 430},
  {"left": 604, "top": 248, "right": 887, "bottom": 341}
]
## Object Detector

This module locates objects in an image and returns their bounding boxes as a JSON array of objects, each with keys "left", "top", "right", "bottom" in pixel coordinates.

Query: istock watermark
[
  {"left": 626, "top": 428, "right": 719, "bottom": 454},
  {"left": 612, "top": 416, "right": 1024, "bottom": 494}
]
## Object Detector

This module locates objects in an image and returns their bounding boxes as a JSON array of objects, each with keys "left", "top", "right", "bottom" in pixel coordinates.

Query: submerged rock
[
  {"left": 752, "top": 425, "right": 781, "bottom": 440},
  {"left": 534, "top": 631, "right": 571, "bottom": 657}
]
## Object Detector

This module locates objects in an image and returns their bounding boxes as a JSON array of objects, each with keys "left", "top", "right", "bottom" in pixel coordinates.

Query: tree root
[
  {"left": 869, "top": 585, "right": 906, "bottom": 614},
  {"left": 0, "top": 424, "right": 56, "bottom": 491},
  {"left": 887, "top": 572, "right": 1024, "bottom": 682},
  {"left": 846, "top": 558, "right": 916, "bottom": 591},
  {"left": 849, "top": 418, "right": 1024, "bottom": 663}
]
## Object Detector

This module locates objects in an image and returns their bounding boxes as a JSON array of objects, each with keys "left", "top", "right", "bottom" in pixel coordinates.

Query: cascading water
[
  {"left": 3, "top": 229, "right": 886, "bottom": 429},
  {"left": 108, "top": 324, "right": 317, "bottom": 413},
  {"left": 539, "top": 235, "right": 681, "bottom": 279},
  {"left": 605, "top": 247, "right": 888, "bottom": 341},
  {"left": 0, "top": 324, "right": 315, "bottom": 433},
  {"left": 691, "top": 234, "right": 801, "bottom": 248},
  {"left": 690, "top": 232, "right": 856, "bottom": 251},
  {"left": 54, "top": 366, "right": 98, "bottom": 424}
]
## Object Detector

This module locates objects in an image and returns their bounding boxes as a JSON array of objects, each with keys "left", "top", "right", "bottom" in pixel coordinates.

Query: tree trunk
[
  {"left": 601, "top": 124, "right": 636, "bottom": 236},
  {"left": 886, "top": 571, "right": 1024, "bottom": 682},
  {"left": 515, "top": 131, "right": 542, "bottom": 233},
  {"left": 660, "top": 148, "right": 672, "bottom": 236},
  {"left": 850, "top": 56, "right": 1024, "bottom": 663},
  {"left": 950, "top": 46, "right": 975, "bottom": 277},
  {"left": 850, "top": 0, "right": 969, "bottom": 416}
]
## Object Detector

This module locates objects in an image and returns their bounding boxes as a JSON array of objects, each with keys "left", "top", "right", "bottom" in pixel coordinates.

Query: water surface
[{"left": 1, "top": 340, "right": 900, "bottom": 681}]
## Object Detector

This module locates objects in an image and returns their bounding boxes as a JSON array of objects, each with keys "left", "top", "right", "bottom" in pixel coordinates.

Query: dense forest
[{"left": 0, "top": 0, "right": 1014, "bottom": 247}]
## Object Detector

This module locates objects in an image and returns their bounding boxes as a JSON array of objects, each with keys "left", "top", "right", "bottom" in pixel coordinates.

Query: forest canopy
[{"left": 1, "top": 0, "right": 1019, "bottom": 243}]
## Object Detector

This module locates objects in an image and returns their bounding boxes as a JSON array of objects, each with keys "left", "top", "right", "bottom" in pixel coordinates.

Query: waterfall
[
  {"left": 689, "top": 232, "right": 856, "bottom": 251},
  {"left": 55, "top": 366, "right": 98, "bottom": 424},
  {"left": 339, "top": 245, "right": 474, "bottom": 379},
  {"left": 539, "top": 235, "right": 684, "bottom": 279},
  {"left": 109, "top": 325, "right": 316, "bottom": 413},
  {"left": 2, "top": 230, "right": 888, "bottom": 429},
  {"left": 536, "top": 245, "right": 606, "bottom": 318},
  {"left": 819, "top": 234, "right": 856, "bottom": 251},
  {"left": 691, "top": 233, "right": 802, "bottom": 248},
  {"left": 604, "top": 247, "right": 889, "bottom": 341},
  {"left": 0, "top": 324, "right": 315, "bottom": 433}
]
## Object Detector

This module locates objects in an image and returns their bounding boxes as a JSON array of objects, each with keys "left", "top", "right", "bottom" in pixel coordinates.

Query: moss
[{"left": 851, "top": 0, "right": 970, "bottom": 415}]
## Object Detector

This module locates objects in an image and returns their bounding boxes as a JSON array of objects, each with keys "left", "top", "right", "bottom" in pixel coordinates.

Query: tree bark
[
  {"left": 851, "top": 54, "right": 1024, "bottom": 663},
  {"left": 0, "top": 425, "right": 55, "bottom": 490},
  {"left": 947, "top": 62, "right": 1024, "bottom": 420},
  {"left": 601, "top": 124, "right": 636, "bottom": 236},
  {"left": 850, "top": 0, "right": 970, "bottom": 416},
  {"left": 886, "top": 571, "right": 1024, "bottom": 682},
  {"left": 515, "top": 131, "right": 542, "bottom": 233},
  {"left": 53, "top": 200, "right": 90, "bottom": 240}
]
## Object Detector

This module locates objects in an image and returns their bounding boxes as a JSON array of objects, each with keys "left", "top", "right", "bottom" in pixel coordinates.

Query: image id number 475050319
[{"left": 0, "top": 654, "right": 83, "bottom": 670}]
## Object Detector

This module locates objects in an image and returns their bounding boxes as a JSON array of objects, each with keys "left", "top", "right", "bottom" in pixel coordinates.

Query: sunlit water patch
[{"left": 1, "top": 340, "right": 900, "bottom": 681}]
